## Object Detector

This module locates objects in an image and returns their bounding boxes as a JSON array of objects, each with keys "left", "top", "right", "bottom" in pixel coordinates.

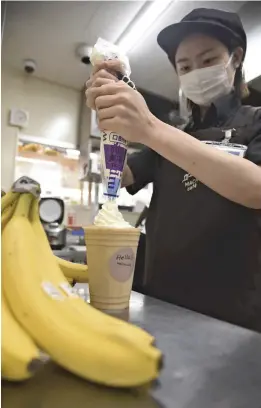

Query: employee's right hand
[{"left": 85, "top": 60, "right": 125, "bottom": 110}]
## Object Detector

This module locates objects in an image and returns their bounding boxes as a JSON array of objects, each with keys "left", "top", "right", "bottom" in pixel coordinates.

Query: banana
[
  {"left": 4, "top": 194, "right": 88, "bottom": 283},
  {"left": 30, "top": 197, "right": 155, "bottom": 346},
  {"left": 28, "top": 197, "right": 88, "bottom": 282},
  {"left": 3, "top": 193, "right": 161, "bottom": 387},
  {"left": 55, "top": 256, "right": 89, "bottom": 283},
  {"left": 1, "top": 191, "right": 19, "bottom": 213},
  {"left": 1, "top": 198, "right": 18, "bottom": 229},
  {"left": 1, "top": 295, "right": 43, "bottom": 381},
  {"left": 2, "top": 192, "right": 43, "bottom": 382}
]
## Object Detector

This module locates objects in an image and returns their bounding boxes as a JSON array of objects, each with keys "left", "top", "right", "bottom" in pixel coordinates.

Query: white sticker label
[
  {"left": 59, "top": 282, "right": 79, "bottom": 298},
  {"left": 41, "top": 282, "right": 64, "bottom": 300},
  {"left": 202, "top": 141, "right": 247, "bottom": 157}
]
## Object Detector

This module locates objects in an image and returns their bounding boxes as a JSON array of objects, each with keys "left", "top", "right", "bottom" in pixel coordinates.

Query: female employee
[{"left": 86, "top": 8, "right": 261, "bottom": 331}]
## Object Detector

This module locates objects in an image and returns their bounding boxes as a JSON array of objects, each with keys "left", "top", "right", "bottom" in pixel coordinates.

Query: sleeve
[
  {"left": 126, "top": 147, "right": 157, "bottom": 195},
  {"left": 245, "top": 108, "right": 261, "bottom": 165}
]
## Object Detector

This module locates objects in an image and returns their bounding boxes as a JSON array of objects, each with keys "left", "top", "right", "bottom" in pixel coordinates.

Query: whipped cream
[
  {"left": 94, "top": 201, "right": 132, "bottom": 228},
  {"left": 90, "top": 37, "right": 131, "bottom": 76}
]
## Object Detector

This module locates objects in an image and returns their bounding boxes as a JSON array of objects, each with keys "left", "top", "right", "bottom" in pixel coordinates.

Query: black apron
[{"left": 144, "top": 124, "right": 261, "bottom": 331}]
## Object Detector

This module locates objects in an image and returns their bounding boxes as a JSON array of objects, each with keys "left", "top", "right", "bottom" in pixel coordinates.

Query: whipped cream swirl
[{"left": 94, "top": 201, "right": 132, "bottom": 228}]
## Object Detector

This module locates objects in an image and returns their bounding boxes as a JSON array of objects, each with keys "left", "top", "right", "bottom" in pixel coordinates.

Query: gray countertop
[{"left": 3, "top": 291, "right": 261, "bottom": 408}]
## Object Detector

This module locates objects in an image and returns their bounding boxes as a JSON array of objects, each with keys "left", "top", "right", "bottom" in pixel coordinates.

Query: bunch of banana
[
  {"left": 1, "top": 188, "right": 88, "bottom": 283},
  {"left": 2, "top": 186, "right": 154, "bottom": 345},
  {"left": 1, "top": 190, "right": 44, "bottom": 381},
  {"left": 1, "top": 296, "right": 43, "bottom": 381},
  {"left": 2, "top": 179, "right": 162, "bottom": 387}
]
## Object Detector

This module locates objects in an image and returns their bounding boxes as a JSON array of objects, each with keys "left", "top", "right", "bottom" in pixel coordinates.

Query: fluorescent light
[{"left": 118, "top": 0, "right": 173, "bottom": 54}]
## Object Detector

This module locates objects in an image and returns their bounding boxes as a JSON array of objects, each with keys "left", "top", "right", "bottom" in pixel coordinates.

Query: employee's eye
[
  {"left": 179, "top": 65, "right": 190, "bottom": 74},
  {"left": 204, "top": 57, "right": 217, "bottom": 65}
]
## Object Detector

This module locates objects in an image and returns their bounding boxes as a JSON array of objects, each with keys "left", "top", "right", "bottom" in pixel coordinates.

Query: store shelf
[{"left": 16, "top": 151, "right": 79, "bottom": 170}]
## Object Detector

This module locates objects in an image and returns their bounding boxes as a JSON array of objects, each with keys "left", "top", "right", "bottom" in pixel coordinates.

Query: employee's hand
[
  {"left": 88, "top": 80, "right": 156, "bottom": 144},
  {"left": 85, "top": 60, "right": 125, "bottom": 110}
]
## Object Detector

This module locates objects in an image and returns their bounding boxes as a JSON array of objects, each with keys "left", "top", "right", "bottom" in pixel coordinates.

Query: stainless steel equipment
[
  {"left": 42, "top": 222, "right": 67, "bottom": 250},
  {"left": 53, "top": 246, "right": 87, "bottom": 264},
  {"left": 39, "top": 197, "right": 67, "bottom": 250}
]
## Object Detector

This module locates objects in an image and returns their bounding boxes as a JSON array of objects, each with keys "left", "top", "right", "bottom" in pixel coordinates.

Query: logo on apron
[{"left": 182, "top": 173, "right": 198, "bottom": 192}]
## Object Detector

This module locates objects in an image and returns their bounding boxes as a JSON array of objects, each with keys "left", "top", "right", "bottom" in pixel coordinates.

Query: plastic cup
[{"left": 84, "top": 226, "right": 140, "bottom": 311}]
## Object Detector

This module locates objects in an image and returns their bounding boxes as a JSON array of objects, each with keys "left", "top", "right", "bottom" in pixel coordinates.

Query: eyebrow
[{"left": 176, "top": 48, "right": 215, "bottom": 64}]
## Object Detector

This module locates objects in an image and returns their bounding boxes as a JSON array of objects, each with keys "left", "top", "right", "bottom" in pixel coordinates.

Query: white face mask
[{"left": 179, "top": 55, "right": 234, "bottom": 106}]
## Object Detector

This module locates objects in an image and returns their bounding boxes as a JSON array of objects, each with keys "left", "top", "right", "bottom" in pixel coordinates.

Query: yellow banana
[
  {"left": 3, "top": 193, "right": 161, "bottom": 387},
  {"left": 1, "top": 191, "right": 19, "bottom": 213},
  {"left": 1, "top": 295, "right": 43, "bottom": 381},
  {"left": 2, "top": 192, "right": 43, "bottom": 381},
  {"left": 55, "top": 256, "right": 89, "bottom": 283},
  {"left": 7, "top": 195, "right": 87, "bottom": 283},
  {"left": 1, "top": 198, "right": 18, "bottom": 229},
  {"left": 30, "top": 197, "right": 155, "bottom": 346}
]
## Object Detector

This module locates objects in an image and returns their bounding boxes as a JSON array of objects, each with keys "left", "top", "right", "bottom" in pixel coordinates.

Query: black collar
[{"left": 189, "top": 92, "right": 241, "bottom": 130}]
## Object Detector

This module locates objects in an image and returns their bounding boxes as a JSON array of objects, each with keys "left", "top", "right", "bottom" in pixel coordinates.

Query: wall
[
  {"left": 239, "top": 1, "right": 261, "bottom": 82},
  {"left": 1, "top": 1, "right": 7, "bottom": 40},
  {"left": 1, "top": 65, "right": 82, "bottom": 190},
  {"left": 78, "top": 88, "right": 91, "bottom": 159}
]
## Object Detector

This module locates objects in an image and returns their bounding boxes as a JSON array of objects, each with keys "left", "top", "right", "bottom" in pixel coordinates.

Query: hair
[
  {"left": 234, "top": 64, "right": 249, "bottom": 99},
  {"left": 229, "top": 37, "right": 249, "bottom": 99}
]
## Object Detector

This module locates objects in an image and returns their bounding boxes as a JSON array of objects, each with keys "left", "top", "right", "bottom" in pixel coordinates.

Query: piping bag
[{"left": 90, "top": 38, "right": 136, "bottom": 201}]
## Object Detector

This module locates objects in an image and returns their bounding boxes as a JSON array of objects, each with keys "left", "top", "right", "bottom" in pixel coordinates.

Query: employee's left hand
[{"left": 88, "top": 80, "right": 156, "bottom": 143}]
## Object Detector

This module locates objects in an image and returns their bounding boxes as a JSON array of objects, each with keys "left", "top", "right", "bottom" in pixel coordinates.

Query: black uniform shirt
[{"left": 127, "top": 92, "right": 261, "bottom": 331}]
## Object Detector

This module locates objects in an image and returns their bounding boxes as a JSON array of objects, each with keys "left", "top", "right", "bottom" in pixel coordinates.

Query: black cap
[{"left": 157, "top": 8, "right": 247, "bottom": 63}]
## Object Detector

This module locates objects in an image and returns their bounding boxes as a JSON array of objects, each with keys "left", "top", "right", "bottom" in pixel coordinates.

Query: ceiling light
[{"left": 118, "top": 0, "right": 173, "bottom": 54}]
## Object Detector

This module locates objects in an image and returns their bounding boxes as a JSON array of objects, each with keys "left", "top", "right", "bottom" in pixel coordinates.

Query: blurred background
[{"left": 1, "top": 1, "right": 261, "bottom": 232}]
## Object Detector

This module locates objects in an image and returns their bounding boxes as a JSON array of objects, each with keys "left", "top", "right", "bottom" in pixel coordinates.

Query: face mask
[{"left": 179, "top": 55, "right": 234, "bottom": 106}]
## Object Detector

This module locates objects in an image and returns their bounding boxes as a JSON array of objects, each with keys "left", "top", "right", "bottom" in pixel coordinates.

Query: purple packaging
[
  {"left": 90, "top": 38, "right": 132, "bottom": 198},
  {"left": 100, "top": 131, "right": 128, "bottom": 198}
]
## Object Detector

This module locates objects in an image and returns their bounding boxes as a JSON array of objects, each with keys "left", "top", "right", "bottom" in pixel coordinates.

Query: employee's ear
[{"left": 232, "top": 47, "right": 244, "bottom": 69}]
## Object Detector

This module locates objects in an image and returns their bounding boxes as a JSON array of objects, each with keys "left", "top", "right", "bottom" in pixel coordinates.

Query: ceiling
[
  {"left": 2, "top": 1, "right": 145, "bottom": 89},
  {"left": 2, "top": 1, "right": 260, "bottom": 101}
]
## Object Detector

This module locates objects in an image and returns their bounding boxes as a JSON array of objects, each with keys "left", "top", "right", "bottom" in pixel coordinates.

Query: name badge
[
  {"left": 202, "top": 141, "right": 247, "bottom": 157},
  {"left": 202, "top": 129, "right": 247, "bottom": 158}
]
